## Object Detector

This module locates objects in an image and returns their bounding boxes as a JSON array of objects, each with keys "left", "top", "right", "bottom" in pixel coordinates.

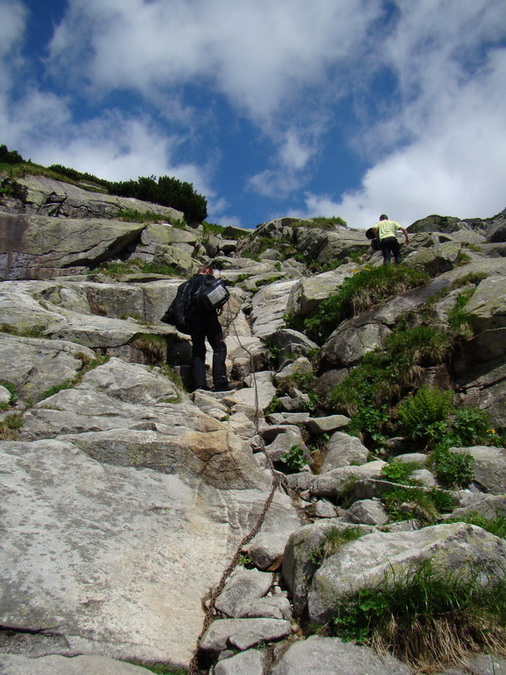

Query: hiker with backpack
[
  {"left": 373, "top": 214, "right": 409, "bottom": 265},
  {"left": 162, "top": 264, "right": 231, "bottom": 392}
]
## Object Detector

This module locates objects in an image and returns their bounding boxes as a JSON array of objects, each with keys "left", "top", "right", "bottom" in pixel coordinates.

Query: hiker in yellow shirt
[{"left": 373, "top": 214, "right": 409, "bottom": 265}]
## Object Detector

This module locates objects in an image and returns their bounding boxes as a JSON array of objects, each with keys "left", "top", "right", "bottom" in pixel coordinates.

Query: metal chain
[{"left": 187, "top": 294, "right": 290, "bottom": 675}]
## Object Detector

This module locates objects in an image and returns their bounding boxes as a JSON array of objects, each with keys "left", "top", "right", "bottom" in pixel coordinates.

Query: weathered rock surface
[
  {"left": 308, "top": 523, "right": 506, "bottom": 624},
  {"left": 0, "top": 653, "right": 154, "bottom": 675},
  {"left": 1, "top": 188, "right": 505, "bottom": 674},
  {"left": 271, "top": 636, "right": 412, "bottom": 675}
]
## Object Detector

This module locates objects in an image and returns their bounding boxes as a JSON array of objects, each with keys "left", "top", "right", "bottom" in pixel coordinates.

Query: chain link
[{"left": 187, "top": 296, "right": 290, "bottom": 675}]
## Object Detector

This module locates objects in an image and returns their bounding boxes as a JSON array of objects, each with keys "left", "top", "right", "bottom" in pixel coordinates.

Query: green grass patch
[
  {"left": 381, "top": 485, "right": 457, "bottom": 524},
  {"left": 330, "top": 560, "right": 506, "bottom": 671},
  {"left": 0, "top": 413, "right": 23, "bottom": 439},
  {"left": 308, "top": 526, "right": 364, "bottom": 566},
  {"left": 381, "top": 460, "right": 424, "bottom": 485},
  {"left": 115, "top": 208, "right": 183, "bottom": 226},
  {"left": 302, "top": 265, "right": 429, "bottom": 343}
]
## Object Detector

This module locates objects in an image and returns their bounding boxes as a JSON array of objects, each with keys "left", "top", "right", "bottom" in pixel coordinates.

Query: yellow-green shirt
[{"left": 375, "top": 219, "right": 402, "bottom": 241}]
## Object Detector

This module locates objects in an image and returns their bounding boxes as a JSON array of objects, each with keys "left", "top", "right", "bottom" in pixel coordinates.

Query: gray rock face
[
  {"left": 250, "top": 279, "right": 299, "bottom": 338},
  {"left": 1, "top": 198, "right": 505, "bottom": 674},
  {"left": 215, "top": 568, "right": 274, "bottom": 618},
  {"left": 324, "top": 320, "right": 391, "bottom": 366},
  {"left": 465, "top": 276, "right": 506, "bottom": 332},
  {"left": 320, "top": 431, "right": 369, "bottom": 472},
  {"left": 0, "top": 653, "right": 155, "bottom": 675},
  {"left": 213, "top": 649, "right": 265, "bottom": 675},
  {"left": 286, "top": 265, "right": 358, "bottom": 317},
  {"left": 0, "top": 333, "right": 96, "bottom": 402},
  {"left": 200, "top": 618, "right": 292, "bottom": 652},
  {"left": 0, "top": 213, "right": 146, "bottom": 279},
  {"left": 281, "top": 520, "right": 375, "bottom": 616},
  {"left": 404, "top": 241, "right": 464, "bottom": 275},
  {"left": 0, "top": 436, "right": 298, "bottom": 665},
  {"left": 271, "top": 636, "right": 412, "bottom": 675},
  {"left": 344, "top": 498, "right": 389, "bottom": 526},
  {"left": 10, "top": 174, "right": 183, "bottom": 220}
]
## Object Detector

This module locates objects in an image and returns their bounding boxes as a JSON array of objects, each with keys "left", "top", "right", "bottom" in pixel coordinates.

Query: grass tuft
[{"left": 330, "top": 560, "right": 506, "bottom": 672}]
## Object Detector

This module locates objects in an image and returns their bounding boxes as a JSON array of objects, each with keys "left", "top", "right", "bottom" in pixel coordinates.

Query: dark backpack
[
  {"left": 161, "top": 276, "right": 230, "bottom": 333},
  {"left": 160, "top": 279, "right": 194, "bottom": 334},
  {"left": 366, "top": 227, "right": 380, "bottom": 251},
  {"left": 194, "top": 277, "right": 230, "bottom": 311}
]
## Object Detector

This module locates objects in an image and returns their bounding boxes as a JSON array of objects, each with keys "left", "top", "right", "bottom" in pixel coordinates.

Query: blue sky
[{"left": 1, "top": 0, "right": 505, "bottom": 229}]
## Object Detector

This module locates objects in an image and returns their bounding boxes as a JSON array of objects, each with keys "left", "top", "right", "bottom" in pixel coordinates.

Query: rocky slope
[{"left": 0, "top": 176, "right": 505, "bottom": 675}]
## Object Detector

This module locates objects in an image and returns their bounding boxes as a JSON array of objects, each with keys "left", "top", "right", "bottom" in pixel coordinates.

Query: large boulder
[
  {"left": 271, "top": 636, "right": 412, "bottom": 675},
  {"left": 250, "top": 280, "right": 299, "bottom": 338},
  {"left": 0, "top": 332, "right": 96, "bottom": 402},
  {"left": 10, "top": 174, "right": 183, "bottom": 222},
  {"left": 465, "top": 276, "right": 506, "bottom": 332},
  {"left": 404, "top": 241, "right": 464, "bottom": 275},
  {"left": 19, "top": 358, "right": 265, "bottom": 489},
  {"left": 452, "top": 445, "right": 506, "bottom": 495},
  {"left": 285, "top": 265, "right": 358, "bottom": 318},
  {"left": 0, "top": 213, "right": 146, "bottom": 279},
  {"left": 0, "top": 437, "right": 298, "bottom": 666},
  {"left": 308, "top": 523, "right": 506, "bottom": 624}
]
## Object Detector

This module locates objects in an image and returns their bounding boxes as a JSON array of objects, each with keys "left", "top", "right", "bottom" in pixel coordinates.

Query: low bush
[
  {"left": 431, "top": 446, "right": 475, "bottom": 488},
  {"left": 280, "top": 445, "right": 307, "bottom": 473},
  {"left": 381, "top": 486, "right": 456, "bottom": 524},
  {"left": 396, "top": 386, "right": 455, "bottom": 442},
  {"left": 0, "top": 413, "right": 23, "bottom": 439}
]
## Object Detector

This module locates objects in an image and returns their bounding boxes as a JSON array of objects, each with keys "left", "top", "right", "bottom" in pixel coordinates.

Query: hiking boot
[{"left": 214, "top": 383, "right": 234, "bottom": 392}]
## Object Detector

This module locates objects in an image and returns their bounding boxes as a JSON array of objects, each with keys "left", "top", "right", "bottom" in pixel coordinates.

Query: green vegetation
[
  {"left": 431, "top": 446, "right": 475, "bottom": 488},
  {"left": 0, "top": 413, "right": 23, "bottom": 439},
  {"left": 0, "top": 323, "right": 44, "bottom": 338},
  {"left": 302, "top": 265, "right": 429, "bottom": 343},
  {"left": 330, "top": 560, "right": 506, "bottom": 671},
  {"left": 280, "top": 445, "right": 306, "bottom": 472},
  {"left": 447, "top": 289, "right": 475, "bottom": 336},
  {"left": 396, "top": 386, "right": 456, "bottom": 442},
  {"left": 115, "top": 208, "right": 184, "bottom": 226},
  {"left": 329, "top": 327, "right": 451, "bottom": 442},
  {"left": 308, "top": 526, "right": 363, "bottom": 566},
  {"left": 381, "top": 486, "right": 457, "bottom": 524},
  {"left": 0, "top": 144, "right": 24, "bottom": 164},
  {"left": 202, "top": 221, "right": 226, "bottom": 236},
  {"left": 127, "top": 663, "right": 187, "bottom": 675},
  {"left": 0, "top": 144, "right": 207, "bottom": 224},
  {"left": 291, "top": 216, "right": 347, "bottom": 230},
  {"left": 381, "top": 460, "right": 424, "bottom": 485},
  {"left": 109, "top": 174, "right": 207, "bottom": 224},
  {"left": 392, "top": 386, "right": 498, "bottom": 486},
  {"left": 90, "top": 259, "right": 180, "bottom": 279}
]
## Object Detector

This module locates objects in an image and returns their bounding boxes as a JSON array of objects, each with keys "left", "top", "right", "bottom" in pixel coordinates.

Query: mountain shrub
[
  {"left": 396, "top": 386, "right": 455, "bottom": 441},
  {"left": 431, "top": 446, "right": 475, "bottom": 488},
  {"left": 0, "top": 144, "right": 25, "bottom": 164},
  {"left": 381, "top": 486, "right": 456, "bottom": 523}
]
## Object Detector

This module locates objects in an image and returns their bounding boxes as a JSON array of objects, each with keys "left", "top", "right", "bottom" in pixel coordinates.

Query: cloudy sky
[{"left": 1, "top": 0, "right": 505, "bottom": 229}]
